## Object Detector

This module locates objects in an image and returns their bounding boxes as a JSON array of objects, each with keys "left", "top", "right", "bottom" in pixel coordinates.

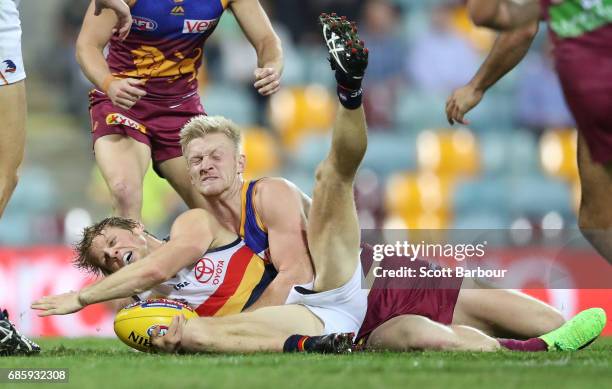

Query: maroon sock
[{"left": 497, "top": 338, "right": 548, "bottom": 352}]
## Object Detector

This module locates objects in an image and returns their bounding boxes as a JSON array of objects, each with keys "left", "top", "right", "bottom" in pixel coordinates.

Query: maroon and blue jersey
[{"left": 106, "top": 0, "right": 228, "bottom": 100}]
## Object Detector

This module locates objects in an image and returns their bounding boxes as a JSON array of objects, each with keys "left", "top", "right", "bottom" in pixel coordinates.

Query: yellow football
[{"left": 114, "top": 298, "right": 199, "bottom": 352}]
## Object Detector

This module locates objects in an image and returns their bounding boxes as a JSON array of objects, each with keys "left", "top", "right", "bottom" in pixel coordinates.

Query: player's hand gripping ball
[{"left": 114, "top": 298, "right": 198, "bottom": 352}]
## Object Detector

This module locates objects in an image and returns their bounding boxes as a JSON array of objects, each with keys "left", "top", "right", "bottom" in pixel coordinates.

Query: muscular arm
[
  {"left": 229, "top": 0, "right": 283, "bottom": 95},
  {"left": 32, "top": 210, "right": 219, "bottom": 316},
  {"left": 77, "top": 1, "right": 145, "bottom": 109},
  {"left": 244, "top": 179, "right": 314, "bottom": 311},
  {"left": 76, "top": 2, "right": 118, "bottom": 91},
  {"left": 78, "top": 210, "right": 216, "bottom": 305},
  {"left": 446, "top": 21, "right": 539, "bottom": 125},
  {"left": 468, "top": 0, "right": 541, "bottom": 30}
]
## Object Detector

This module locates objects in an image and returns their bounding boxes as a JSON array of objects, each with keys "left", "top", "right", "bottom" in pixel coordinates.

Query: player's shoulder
[
  {"left": 254, "top": 177, "right": 304, "bottom": 202},
  {"left": 172, "top": 208, "right": 217, "bottom": 230}
]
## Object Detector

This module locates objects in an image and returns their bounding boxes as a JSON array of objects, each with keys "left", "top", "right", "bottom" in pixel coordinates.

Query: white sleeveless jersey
[
  {"left": 137, "top": 238, "right": 276, "bottom": 317},
  {"left": 0, "top": 0, "right": 25, "bottom": 85}
]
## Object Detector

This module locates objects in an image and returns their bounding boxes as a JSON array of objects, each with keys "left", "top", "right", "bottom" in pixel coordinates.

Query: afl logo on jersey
[
  {"left": 183, "top": 19, "right": 219, "bottom": 34},
  {"left": 132, "top": 16, "right": 158, "bottom": 32},
  {"left": 2, "top": 60, "right": 17, "bottom": 73}
]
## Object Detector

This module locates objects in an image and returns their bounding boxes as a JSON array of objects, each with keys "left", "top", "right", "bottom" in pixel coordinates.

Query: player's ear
[
  {"left": 134, "top": 222, "right": 145, "bottom": 234},
  {"left": 237, "top": 154, "right": 246, "bottom": 175}
]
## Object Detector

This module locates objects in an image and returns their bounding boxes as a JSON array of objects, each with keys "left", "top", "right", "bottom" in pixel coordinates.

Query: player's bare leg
[
  {"left": 308, "top": 13, "right": 369, "bottom": 292},
  {"left": 157, "top": 156, "right": 207, "bottom": 209},
  {"left": 308, "top": 105, "right": 367, "bottom": 291},
  {"left": 0, "top": 80, "right": 26, "bottom": 218},
  {"left": 177, "top": 305, "right": 324, "bottom": 353},
  {"left": 576, "top": 132, "right": 612, "bottom": 266},
  {"left": 452, "top": 279, "right": 565, "bottom": 338},
  {"left": 94, "top": 135, "right": 151, "bottom": 220},
  {"left": 367, "top": 315, "right": 500, "bottom": 352}
]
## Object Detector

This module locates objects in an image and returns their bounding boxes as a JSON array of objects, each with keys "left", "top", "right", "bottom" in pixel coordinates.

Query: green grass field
[{"left": 2, "top": 337, "right": 611, "bottom": 389}]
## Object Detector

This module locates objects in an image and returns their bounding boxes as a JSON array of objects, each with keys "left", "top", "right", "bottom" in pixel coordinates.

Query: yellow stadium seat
[
  {"left": 385, "top": 172, "right": 455, "bottom": 225},
  {"left": 268, "top": 85, "right": 336, "bottom": 149},
  {"left": 539, "top": 128, "right": 579, "bottom": 181},
  {"left": 242, "top": 127, "right": 280, "bottom": 179},
  {"left": 416, "top": 129, "right": 480, "bottom": 176}
]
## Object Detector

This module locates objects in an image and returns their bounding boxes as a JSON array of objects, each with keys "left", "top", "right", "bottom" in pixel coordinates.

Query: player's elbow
[
  {"left": 75, "top": 38, "right": 95, "bottom": 68},
  {"left": 468, "top": 4, "right": 497, "bottom": 28},
  {"left": 516, "top": 21, "right": 540, "bottom": 42},
  {"left": 140, "top": 267, "right": 169, "bottom": 289},
  {"left": 471, "top": 12, "right": 498, "bottom": 29}
]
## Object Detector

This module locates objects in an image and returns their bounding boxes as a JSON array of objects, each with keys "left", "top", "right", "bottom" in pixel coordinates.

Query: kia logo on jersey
[
  {"left": 132, "top": 16, "right": 158, "bottom": 31},
  {"left": 182, "top": 19, "right": 218, "bottom": 34}
]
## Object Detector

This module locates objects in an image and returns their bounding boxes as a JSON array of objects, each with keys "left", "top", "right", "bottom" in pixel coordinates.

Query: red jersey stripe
[{"left": 195, "top": 245, "right": 254, "bottom": 316}]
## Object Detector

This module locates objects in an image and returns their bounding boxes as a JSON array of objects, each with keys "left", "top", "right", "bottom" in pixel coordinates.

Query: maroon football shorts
[
  {"left": 555, "top": 52, "right": 612, "bottom": 164},
  {"left": 89, "top": 90, "right": 204, "bottom": 165},
  {"left": 356, "top": 244, "right": 463, "bottom": 344}
]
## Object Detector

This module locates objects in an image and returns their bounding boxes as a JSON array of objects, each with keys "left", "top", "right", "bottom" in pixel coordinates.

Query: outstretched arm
[
  {"left": 31, "top": 210, "right": 217, "bottom": 316},
  {"left": 230, "top": 0, "right": 283, "bottom": 95},
  {"left": 468, "top": 0, "right": 541, "bottom": 30},
  {"left": 446, "top": 21, "right": 539, "bottom": 125}
]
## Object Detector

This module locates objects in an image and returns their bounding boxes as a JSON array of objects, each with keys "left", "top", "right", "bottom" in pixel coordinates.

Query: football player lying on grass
[{"left": 32, "top": 15, "right": 607, "bottom": 354}]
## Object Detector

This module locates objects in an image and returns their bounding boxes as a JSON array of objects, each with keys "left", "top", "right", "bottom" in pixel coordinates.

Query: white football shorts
[
  {"left": 285, "top": 261, "right": 367, "bottom": 337},
  {"left": 0, "top": 0, "right": 25, "bottom": 85}
]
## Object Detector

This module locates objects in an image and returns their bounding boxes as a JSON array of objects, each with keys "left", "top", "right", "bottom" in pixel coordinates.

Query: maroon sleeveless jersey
[{"left": 106, "top": 0, "right": 227, "bottom": 100}]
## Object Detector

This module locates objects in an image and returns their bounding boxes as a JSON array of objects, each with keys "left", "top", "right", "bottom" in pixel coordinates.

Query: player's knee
[
  {"left": 108, "top": 180, "right": 141, "bottom": 210},
  {"left": 314, "top": 159, "right": 353, "bottom": 188}
]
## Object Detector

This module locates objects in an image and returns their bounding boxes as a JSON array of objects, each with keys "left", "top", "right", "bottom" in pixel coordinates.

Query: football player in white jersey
[
  {"left": 0, "top": 0, "right": 134, "bottom": 221},
  {"left": 0, "top": 1, "right": 136, "bottom": 356},
  {"left": 0, "top": 0, "right": 26, "bottom": 219}
]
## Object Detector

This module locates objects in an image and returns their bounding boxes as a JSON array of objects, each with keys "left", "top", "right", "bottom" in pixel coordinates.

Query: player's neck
[
  {"left": 143, "top": 231, "right": 163, "bottom": 253},
  {"left": 203, "top": 177, "right": 244, "bottom": 233}
]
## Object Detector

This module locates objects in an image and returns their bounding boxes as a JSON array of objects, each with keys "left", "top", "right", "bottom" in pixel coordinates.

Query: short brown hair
[
  {"left": 73, "top": 217, "right": 139, "bottom": 276},
  {"left": 180, "top": 115, "right": 242, "bottom": 153}
]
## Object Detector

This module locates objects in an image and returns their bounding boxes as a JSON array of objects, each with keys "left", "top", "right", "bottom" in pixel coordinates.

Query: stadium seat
[
  {"left": 416, "top": 128, "right": 479, "bottom": 177},
  {"left": 362, "top": 133, "right": 417, "bottom": 176},
  {"left": 466, "top": 93, "right": 515, "bottom": 132},
  {"left": 269, "top": 86, "right": 335, "bottom": 149},
  {"left": 509, "top": 175, "right": 573, "bottom": 217},
  {"left": 385, "top": 172, "right": 455, "bottom": 221},
  {"left": 242, "top": 128, "right": 281, "bottom": 178},
  {"left": 293, "top": 133, "right": 331, "bottom": 172},
  {"left": 0, "top": 211, "right": 32, "bottom": 244},
  {"left": 452, "top": 177, "right": 512, "bottom": 217},
  {"left": 539, "top": 128, "right": 579, "bottom": 182},
  {"left": 200, "top": 83, "right": 256, "bottom": 125},
  {"left": 395, "top": 91, "right": 449, "bottom": 132},
  {"left": 451, "top": 211, "right": 511, "bottom": 230},
  {"left": 480, "top": 130, "right": 539, "bottom": 176},
  {"left": 7, "top": 168, "right": 57, "bottom": 212}
]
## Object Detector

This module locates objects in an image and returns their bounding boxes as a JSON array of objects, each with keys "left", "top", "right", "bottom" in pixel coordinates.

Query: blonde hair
[{"left": 180, "top": 115, "right": 242, "bottom": 152}]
